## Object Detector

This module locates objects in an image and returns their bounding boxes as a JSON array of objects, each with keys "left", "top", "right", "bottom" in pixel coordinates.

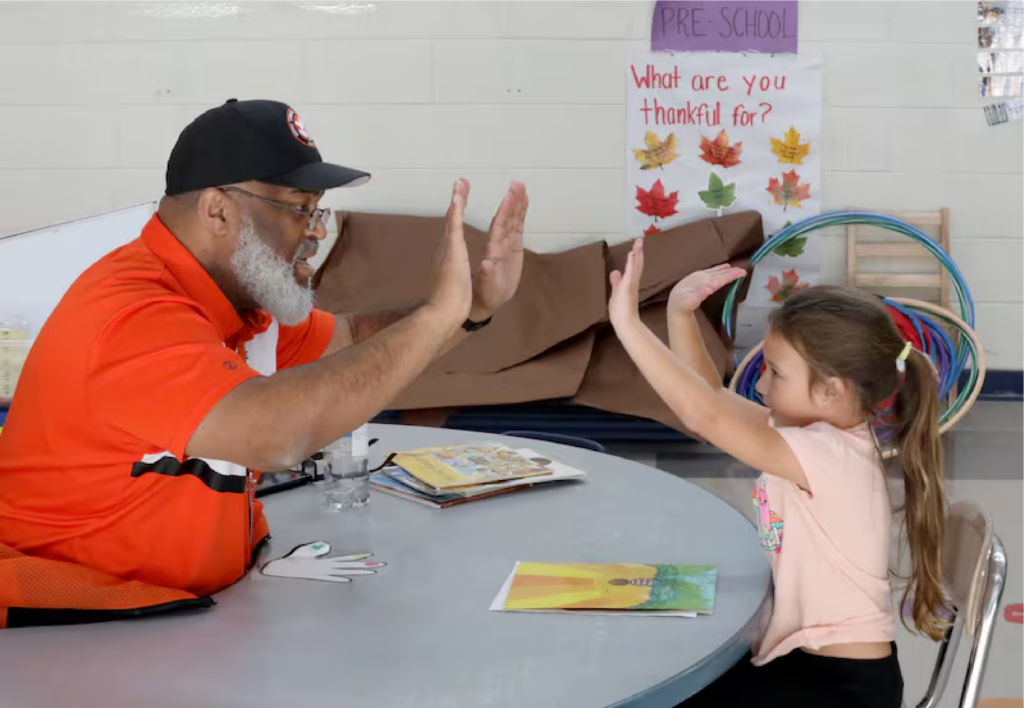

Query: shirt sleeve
[
  {"left": 277, "top": 308, "right": 336, "bottom": 370},
  {"left": 774, "top": 423, "right": 847, "bottom": 495},
  {"left": 86, "top": 299, "right": 262, "bottom": 460}
]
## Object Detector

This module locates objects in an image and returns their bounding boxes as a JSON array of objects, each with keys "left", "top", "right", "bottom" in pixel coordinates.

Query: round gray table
[{"left": 0, "top": 424, "right": 771, "bottom": 708}]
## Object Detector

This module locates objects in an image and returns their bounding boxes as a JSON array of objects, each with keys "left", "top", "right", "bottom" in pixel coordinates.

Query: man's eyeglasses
[{"left": 218, "top": 186, "right": 331, "bottom": 232}]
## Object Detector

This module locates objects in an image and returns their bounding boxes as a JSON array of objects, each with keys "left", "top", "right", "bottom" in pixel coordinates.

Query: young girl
[{"left": 608, "top": 239, "right": 947, "bottom": 708}]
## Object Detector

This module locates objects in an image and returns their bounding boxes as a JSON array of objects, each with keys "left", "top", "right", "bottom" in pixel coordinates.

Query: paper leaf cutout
[
  {"left": 633, "top": 131, "right": 680, "bottom": 170},
  {"left": 697, "top": 171, "right": 737, "bottom": 215},
  {"left": 635, "top": 179, "right": 680, "bottom": 220},
  {"left": 765, "top": 269, "right": 810, "bottom": 303},
  {"left": 766, "top": 170, "right": 811, "bottom": 211},
  {"left": 643, "top": 224, "right": 662, "bottom": 236},
  {"left": 699, "top": 130, "right": 743, "bottom": 168},
  {"left": 770, "top": 127, "right": 810, "bottom": 165},
  {"left": 772, "top": 225, "right": 806, "bottom": 257}
]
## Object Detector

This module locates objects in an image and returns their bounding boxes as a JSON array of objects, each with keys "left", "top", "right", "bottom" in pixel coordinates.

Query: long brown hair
[{"left": 769, "top": 285, "right": 947, "bottom": 640}]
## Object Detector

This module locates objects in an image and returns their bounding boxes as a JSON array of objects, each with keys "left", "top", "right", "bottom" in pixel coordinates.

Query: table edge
[{"left": 609, "top": 586, "right": 772, "bottom": 708}]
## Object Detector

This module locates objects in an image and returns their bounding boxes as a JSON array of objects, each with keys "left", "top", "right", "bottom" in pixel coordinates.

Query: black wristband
[{"left": 461, "top": 316, "right": 492, "bottom": 332}]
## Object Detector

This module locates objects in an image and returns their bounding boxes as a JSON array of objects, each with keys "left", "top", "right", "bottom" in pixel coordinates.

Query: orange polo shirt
[{"left": 0, "top": 215, "right": 334, "bottom": 597}]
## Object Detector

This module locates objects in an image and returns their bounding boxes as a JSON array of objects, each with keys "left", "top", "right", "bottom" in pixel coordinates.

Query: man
[{"left": 0, "top": 99, "right": 528, "bottom": 603}]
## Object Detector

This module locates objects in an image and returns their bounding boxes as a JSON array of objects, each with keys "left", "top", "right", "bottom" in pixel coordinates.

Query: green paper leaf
[
  {"left": 697, "top": 171, "right": 737, "bottom": 212},
  {"left": 772, "top": 234, "right": 807, "bottom": 258}
]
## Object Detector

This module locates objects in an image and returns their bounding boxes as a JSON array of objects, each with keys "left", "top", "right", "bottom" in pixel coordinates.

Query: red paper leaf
[
  {"left": 643, "top": 224, "right": 662, "bottom": 236},
  {"left": 635, "top": 179, "right": 680, "bottom": 220},
  {"left": 765, "top": 170, "right": 811, "bottom": 211},
  {"left": 699, "top": 130, "right": 743, "bottom": 168},
  {"left": 765, "top": 268, "right": 810, "bottom": 303}
]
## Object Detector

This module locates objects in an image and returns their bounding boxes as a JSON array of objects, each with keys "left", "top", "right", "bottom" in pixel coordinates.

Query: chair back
[{"left": 914, "top": 502, "right": 1008, "bottom": 708}]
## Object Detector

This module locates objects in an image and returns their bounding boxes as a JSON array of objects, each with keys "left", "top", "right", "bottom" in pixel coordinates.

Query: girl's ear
[{"left": 815, "top": 376, "right": 847, "bottom": 407}]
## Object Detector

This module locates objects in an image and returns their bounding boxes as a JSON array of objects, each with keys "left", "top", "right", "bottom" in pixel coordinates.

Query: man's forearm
[
  {"left": 187, "top": 305, "right": 464, "bottom": 470},
  {"left": 666, "top": 310, "right": 724, "bottom": 389},
  {"left": 325, "top": 307, "right": 418, "bottom": 356},
  {"left": 350, "top": 306, "right": 418, "bottom": 344},
  {"left": 330, "top": 304, "right": 489, "bottom": 354}
]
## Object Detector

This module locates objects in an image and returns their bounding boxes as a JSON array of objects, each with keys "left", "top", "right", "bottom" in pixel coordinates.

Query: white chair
[{"left": 911, "top": 502, "right": 1008, "bottom": 708}]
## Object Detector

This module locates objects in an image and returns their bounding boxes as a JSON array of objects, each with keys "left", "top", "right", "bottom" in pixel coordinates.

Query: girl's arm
[
  {"left": 667, "top": 310, "right": 725, "bottom": 389},
  {"left": 616, "top": 318, "right": 807, "bottom": 488},
  {"left": 610, "top": 241, "right": 809, "bottom": 490},
  {"left": 666, "top": 264, "right": 749, "bottom": 390}
]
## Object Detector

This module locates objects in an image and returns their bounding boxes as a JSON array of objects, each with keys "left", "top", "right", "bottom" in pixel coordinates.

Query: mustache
[{"left": 293, "top": 238, "right": 319, "bottom": 262}]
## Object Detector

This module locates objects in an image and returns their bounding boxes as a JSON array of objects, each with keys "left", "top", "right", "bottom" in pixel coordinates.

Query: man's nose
[{"left": 306, "top": 219, "right": 328, "bottom": 241}]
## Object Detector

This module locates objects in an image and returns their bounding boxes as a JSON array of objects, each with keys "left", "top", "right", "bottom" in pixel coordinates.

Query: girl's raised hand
[
  {"left": 609, "top": 238, "right": 645, "bottom": 327},
  {"left": 668, "top": 263, "right": 747, "bottom": 313}
]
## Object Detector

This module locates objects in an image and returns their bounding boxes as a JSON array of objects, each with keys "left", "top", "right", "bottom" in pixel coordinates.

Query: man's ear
[{"left": 196, "top": 188, "right": 235, "bottom": 238}]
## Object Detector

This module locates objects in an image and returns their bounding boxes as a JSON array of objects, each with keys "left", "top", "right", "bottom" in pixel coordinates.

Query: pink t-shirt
[{"left": 751, "top": 420, "right": 895, "bottom": 665}]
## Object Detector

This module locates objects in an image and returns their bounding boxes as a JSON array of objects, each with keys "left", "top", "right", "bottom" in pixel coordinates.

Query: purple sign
[{"left": 652, "top": 1, "right": 798, "bottom": 54}]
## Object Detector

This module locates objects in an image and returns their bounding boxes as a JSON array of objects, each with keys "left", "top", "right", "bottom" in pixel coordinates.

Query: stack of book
[{"left": 370, "top": 442, "right": 587, "bottom": 508}]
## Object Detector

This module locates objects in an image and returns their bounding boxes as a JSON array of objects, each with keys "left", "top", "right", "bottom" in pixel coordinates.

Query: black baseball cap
[{"left": 165, "top": 99, "right": 370, "bottom": 196}]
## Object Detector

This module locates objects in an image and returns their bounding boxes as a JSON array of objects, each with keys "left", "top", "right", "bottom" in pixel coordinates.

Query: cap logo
[{"left": 286, "top": 107, "right": 316, "bottom": 148}]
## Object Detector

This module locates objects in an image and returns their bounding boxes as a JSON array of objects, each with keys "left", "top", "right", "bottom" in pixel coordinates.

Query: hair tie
[{"left": 895, "top": 341, "right": 913, "bottom": 374}]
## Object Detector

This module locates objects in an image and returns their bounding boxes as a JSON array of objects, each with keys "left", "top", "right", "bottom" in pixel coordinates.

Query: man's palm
[{"left": 472, "top": 182, "right": 529, "bottom": 318}]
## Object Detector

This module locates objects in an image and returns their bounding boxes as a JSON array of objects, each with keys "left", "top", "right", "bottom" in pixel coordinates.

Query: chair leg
[
  {"left": 916, "top": 614, "right": 963, "bottom": 708},
  {"left": 959, "top": 539, "right": 1009, "bottom": 708}
]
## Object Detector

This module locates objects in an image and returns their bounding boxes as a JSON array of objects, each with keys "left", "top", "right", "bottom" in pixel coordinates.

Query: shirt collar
[{"left": 141, "top": 214, "right": 272, "bottom": 346}]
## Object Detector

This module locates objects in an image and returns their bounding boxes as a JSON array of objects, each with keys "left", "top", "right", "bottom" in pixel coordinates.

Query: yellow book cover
[
  {"left": 494, "top": 562, "right": 717, "bottom": 614},
  {"left": 392, "top": 443, "right": 553, "bottom": 491}
]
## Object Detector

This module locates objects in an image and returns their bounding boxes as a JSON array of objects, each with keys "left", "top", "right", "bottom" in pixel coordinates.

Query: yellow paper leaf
[
  {"left": 633, "top": 131, "right": 680, "bottom": 170},
  {"left": 770, "top": 127, "right": 810, "bottom": 165}
]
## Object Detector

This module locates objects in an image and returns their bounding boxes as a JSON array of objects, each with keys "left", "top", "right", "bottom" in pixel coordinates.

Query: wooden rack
[{"left": 845, "top": 208, "right": 952, "bottom": 309}]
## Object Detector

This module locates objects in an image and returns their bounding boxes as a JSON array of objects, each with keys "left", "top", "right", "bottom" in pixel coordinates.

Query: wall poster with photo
[{"left": 978, "top": 0, "right": 1024, "bottom": 100}]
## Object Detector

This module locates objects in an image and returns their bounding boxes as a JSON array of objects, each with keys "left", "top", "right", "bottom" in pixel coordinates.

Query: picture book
[
  {"left": 371, "top": 448, "right": 588, "bottom": 509},
  {"left": 369, "top": 472, "right": 520, "bottom": 508},
  {"left": 490, "top": 562, "right": 717, "bottom": 617},
  {"left": 392, "top": 442, "right": 555, "bottom": 491}
]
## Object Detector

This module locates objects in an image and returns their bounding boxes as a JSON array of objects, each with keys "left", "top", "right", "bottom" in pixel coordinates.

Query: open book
[{"left": 490, "top": 562, "right": 717, "bottom": 617}]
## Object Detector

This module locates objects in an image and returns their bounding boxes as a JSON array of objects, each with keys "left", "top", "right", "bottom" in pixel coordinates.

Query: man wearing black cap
[{"left": 0, "top": 99, "right": 528, "bottom": 599}]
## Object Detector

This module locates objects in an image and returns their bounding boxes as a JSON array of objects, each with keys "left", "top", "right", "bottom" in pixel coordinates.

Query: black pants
[{"left": 680, "top": 643, "right": 903, "bottom": 708}]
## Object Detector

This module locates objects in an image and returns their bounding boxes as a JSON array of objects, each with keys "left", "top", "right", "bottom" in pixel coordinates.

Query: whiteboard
[{"left": 0, "top": 203, "right": 157, "bottom": 336}]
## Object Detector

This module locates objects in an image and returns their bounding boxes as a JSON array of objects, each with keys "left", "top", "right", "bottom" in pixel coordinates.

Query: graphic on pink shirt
[{"left": 753, "top": 476, "right": 784, "bottom": 553}]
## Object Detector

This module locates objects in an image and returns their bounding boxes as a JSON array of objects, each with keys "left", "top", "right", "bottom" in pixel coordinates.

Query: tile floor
[{"left": 608, "top": 401, "right": 1024, "bottom": 706}]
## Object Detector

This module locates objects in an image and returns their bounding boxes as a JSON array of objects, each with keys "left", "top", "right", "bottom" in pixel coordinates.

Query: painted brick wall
[{"left": 0, "top": 1, "right": 1020, "bottom": 366}]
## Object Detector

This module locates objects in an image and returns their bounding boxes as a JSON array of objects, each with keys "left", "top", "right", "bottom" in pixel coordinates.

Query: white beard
[{"left": 230, "top": 218, "right": 315, "bottom": 326}]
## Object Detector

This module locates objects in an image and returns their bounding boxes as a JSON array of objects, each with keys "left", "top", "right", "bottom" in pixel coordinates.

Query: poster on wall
[
  {"left": 651, "top": 0, "right": 798, "bottom": 54},
  {"left": 626, "top": 51, "right": 822, "bottom": 348}
]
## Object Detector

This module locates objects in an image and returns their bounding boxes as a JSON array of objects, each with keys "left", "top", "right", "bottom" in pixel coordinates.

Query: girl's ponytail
[{"left": 894, "top": 349, "right": 947, "bottom": 641}]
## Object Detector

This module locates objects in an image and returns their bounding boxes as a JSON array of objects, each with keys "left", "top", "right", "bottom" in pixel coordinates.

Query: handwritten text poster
[
  {"left": 626, "top": 51, "right": 822, "bottom": 321},
  {"left": 652, "top": 1, "right": 798, "bottom": 54}
]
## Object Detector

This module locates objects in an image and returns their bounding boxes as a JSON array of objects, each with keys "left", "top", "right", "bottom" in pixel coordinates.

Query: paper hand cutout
[{"left": 260, "top": 541, "right": 386, "bottom": 583}]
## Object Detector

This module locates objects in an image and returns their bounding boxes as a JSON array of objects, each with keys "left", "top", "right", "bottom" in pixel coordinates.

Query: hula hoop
[
  {"left": 728, "top": 298, "right": 986, "bottom": 455},
  {"left": 721, "top": 212, "right": 976, "bottom": 378}
]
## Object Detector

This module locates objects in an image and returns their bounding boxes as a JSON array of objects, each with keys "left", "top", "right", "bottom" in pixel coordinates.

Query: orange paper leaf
[
  {"left": 766, "top": 170, "right": 811, "bottom": 211},
  {"left": 699, "top": 130, "right": 743, "bottom": 168}
]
